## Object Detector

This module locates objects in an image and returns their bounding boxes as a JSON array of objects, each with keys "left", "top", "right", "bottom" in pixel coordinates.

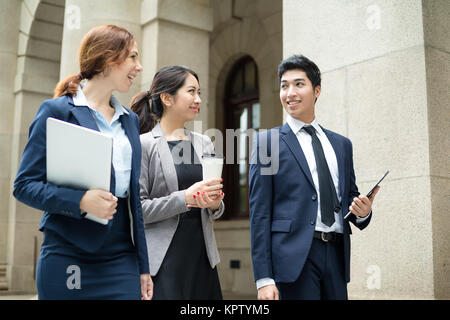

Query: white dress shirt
[{"left": 256, "top": 116, "right": 370, "bottom": 290}]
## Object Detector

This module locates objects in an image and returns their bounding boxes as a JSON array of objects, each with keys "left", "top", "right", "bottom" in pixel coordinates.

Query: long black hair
[{"left": 130, "top": 65, "right": 199, "bottom": 134}]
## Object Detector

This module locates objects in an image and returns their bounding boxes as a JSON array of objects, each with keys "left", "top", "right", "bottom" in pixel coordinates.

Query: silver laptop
[{"left": 46, "top": 117, "right": 112, "bottom": 225}]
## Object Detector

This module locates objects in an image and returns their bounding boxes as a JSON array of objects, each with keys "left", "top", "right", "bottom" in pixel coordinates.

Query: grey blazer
[{"left": 139, "top": 123, "right": 224, "bottom": 276}]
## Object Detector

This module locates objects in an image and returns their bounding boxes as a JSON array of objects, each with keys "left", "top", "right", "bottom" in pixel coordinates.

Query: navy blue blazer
[
  {"left": 13, "top": 95, "right": 150, "bottom": 275},
  {"left": 249, "top": 123, "right": 371, "bottom": 284}
]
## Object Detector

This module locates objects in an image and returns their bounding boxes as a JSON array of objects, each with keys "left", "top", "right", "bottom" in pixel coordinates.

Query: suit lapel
[
  {"left": 119, "top": 113, "right": 137, "bottom": 187},
  {"left": 322, "top": 127, "right": 345, "bottom": 200},
  {"left": 70, "top": 105, "right": 100, "bottom": 132},
  {"left": 119, "top": 113, "right": 136, "bottom": 162},
  {"left": 280, "top": 123, "right": 315, "bottom": 189},
  {"left": 152, "top": 123, "right": 179, "bottom": 193}
]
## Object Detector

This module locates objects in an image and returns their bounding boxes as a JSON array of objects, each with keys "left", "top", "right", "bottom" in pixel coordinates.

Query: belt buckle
[{"left": 321, "top": 232, "right": 329, "bottom": 242}]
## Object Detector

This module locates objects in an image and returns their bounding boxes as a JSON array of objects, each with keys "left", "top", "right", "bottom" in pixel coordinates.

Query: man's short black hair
[{"left": 277, "top": 54, "right": 321, "bottom": 88}]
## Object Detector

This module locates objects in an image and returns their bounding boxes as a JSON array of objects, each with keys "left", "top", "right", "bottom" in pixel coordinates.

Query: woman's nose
[{"left": 136, "top": 62, "right": 143, "bottom": 73}]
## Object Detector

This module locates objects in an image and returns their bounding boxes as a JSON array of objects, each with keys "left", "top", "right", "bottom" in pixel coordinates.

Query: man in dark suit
[{"left": 249, "top": 54, "right": 379, "bottom": 300}]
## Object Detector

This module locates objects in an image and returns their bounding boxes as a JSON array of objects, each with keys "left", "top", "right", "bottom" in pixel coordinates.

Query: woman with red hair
[{"left": 13, "top": 25, "right": 152, "bottom": 300}]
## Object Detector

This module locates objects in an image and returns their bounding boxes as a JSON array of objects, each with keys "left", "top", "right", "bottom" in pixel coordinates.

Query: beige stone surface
[
  {"left": 430, "top": 176, "right": 450, "bottom": 299},
  {"left": 283, "top": 0, "right": 425, "bottom": 72},
  {"left": 346, "top": 47, "right": 429, "bottom": 182},
  {"left": 13, "top": 92, "right": 51, "bottom": 135},
  {"left": 15, "top": 201, "right": 42, "bottom": 225},
  {"left": 316, "top": 67, "right": 347, "bottom": 136},
  {"left": 0, "top": 0, "right": 20, "bottom": 54},
  {"left": 15, "top": 73, "right": 58, "bottom": 96},
  {"left": 215, "top": 227, "right": 251, "bottom": 250},
  {"left": 0, "top": 52, "right": 19, "bottom": 93},
  {"left": 140, "top": 20, "right": 159, "bottom": 90},
  {"left": 66, "top": 0, "right": 140, "bottom": 22},
  {"left": 35, "top": 1, "right": 64, "bottom": 24},
  {"left": 29, "top": 20, "right": 63, "bottom": 43},
  {"left": 155, "top": 0, "right": 213, "bottom": 32},
  {"left": 0, "top": 222, "right": 7, "bottom": 263},
  {"left": 9, "top": 264, "right": 36, "bottom": 293},
  {"left": 425, "top": 47, "right": 450, "bottom": 179},
  {"left": 348, "top": 176, "right": 434, "bottom": 299},
  {"left": 215, "top": 220, "right": 255, "bottom": 297},
  {"left": 145, "top": 18, "right": 210, "bottom": 131},
  {"left": 218, "top": 248, "right": 255, "bottom": 295},
  {"left": 423, "top": 0, "right": 450, "bottom": 53},
  {"left": 0, "top": 136, "right": 11, "bottom": 179},
  {"left": 19, "top": 35, "right": 61, "bottom": 62},
  {"left": 10, "top": 222, "right": 41, "bottom": 266},
  {"left": 0, "top": 92, "right": 15, "bottom": 134},
  {"left": 424, "top": 11, "right": 450, "bottom": 298}
]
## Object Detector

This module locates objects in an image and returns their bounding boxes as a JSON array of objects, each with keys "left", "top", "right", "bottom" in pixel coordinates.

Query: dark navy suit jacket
[
  {"left": 13, "top": 95, "right": 150, "bottom": 275},
  {"left": 249, "top": 123, "right": 371, "bottom": 284}
]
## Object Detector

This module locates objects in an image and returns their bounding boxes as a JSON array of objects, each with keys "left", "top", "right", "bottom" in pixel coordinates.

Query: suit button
[
  {"left": 310, "top": 220, "right": 315, "bottom": 225},
  {"left": 312, "top": 194, "right": 317, "bottom": 201}
]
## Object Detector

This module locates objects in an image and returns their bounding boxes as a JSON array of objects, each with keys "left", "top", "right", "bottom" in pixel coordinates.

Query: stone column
[
  {"left": 61, "top": 0, "right": 142, "bottom": 106},
  {"left": 422, "top": 0, "right": 450, "bottom": 299},
  {"left": 283, "top": 0, "right": 449, "bottom": 299},
  {"left": 7, "top": 0, "right": 66, "bottom": 293},
  {"left": 141, "top": 0, "right": 212, "bottom": 132},
  {"left": 0, "top": 0, "right": 20, "bottom": 291}
]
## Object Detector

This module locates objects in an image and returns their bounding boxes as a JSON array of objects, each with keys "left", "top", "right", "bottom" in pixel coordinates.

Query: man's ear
[
  {"left": 314, "top": 85, "right": 321, "bottom": 99},
  {"left": 160, "top": 92, "right": 173, "bottom": 108}
]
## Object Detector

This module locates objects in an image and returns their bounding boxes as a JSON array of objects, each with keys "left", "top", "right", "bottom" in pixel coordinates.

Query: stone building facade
[{"left": 0, "top": 0, "right": 448, "bottom": 299}]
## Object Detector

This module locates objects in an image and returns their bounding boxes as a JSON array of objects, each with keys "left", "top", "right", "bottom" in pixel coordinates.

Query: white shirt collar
[
  {"left": 72, "top": 83, "right": 129, "bottom": 115},
  {"left": 286, "top": 115, "right": 322, "bottom": 135}
]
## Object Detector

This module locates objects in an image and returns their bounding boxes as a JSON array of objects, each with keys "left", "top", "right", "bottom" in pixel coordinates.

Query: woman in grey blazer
[{"left": 130, "top": 66, "right": 225, "bottom": 299}]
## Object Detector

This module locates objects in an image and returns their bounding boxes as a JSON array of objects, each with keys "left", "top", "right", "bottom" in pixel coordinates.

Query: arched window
[{"left": 222, "top": 56, "right": 260, "bottom": 220}]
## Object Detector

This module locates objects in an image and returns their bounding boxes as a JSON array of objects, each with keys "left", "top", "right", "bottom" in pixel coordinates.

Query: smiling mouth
[
  {"left": 287, "top": 101, "right": 301, "bottom": 106},
  {"left": 127, "top": 75, "right": 135, "bottom": 83},
  {"left": 190, "top": 106, "right": 200, "bottom": 113}
]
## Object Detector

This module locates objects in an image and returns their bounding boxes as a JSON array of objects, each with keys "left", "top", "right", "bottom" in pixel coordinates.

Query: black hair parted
[
  {"left": 277, "top": 54, "right": 321, "bottom": 88},
  {"left": 130, "top": 65, "right": 199, "bottom": 134}
]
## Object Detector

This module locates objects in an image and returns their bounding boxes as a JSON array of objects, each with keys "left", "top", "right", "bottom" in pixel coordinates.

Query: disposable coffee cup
[{"left": 202, "top": 154, "right": 224, "bottom": 184}]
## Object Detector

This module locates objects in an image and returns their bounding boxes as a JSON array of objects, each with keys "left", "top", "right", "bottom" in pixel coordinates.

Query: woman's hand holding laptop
[{"left": 80, "top": 190, "right": 118, "bottom": 220}]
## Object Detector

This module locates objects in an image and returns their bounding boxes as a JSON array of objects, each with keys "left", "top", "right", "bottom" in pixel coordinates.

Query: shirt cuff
[
  {"left": 256, "top": 278, "right": 275, "bottom": 290},
  {"left": 356, "top": 209, "right": 372, "bottom": 223},
  {"left": 206, "top": 200, "right": 224, "bottom": 219}
]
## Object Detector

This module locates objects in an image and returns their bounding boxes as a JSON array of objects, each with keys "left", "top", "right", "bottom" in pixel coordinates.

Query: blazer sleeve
[
  {"left": 139, "top": 135, "right": 189, "bottom": 224},
  {"left": 130, "top": 112, "right": 150, "bottom": 275},
  {"left": 13, "top": 99, "right": 87, "bottom": 219},
  {"left": 248, "top": 131, "right": 274, "bottom": 281},
  {"left": 346, "top": 139, "right": 372, "bottom": 230}
]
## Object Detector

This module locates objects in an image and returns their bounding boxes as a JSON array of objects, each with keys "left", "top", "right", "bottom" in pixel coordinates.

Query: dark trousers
[{"left": 277, "top": 237, "right": 348, "bottom": 300}]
